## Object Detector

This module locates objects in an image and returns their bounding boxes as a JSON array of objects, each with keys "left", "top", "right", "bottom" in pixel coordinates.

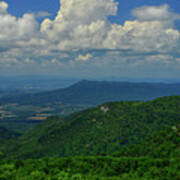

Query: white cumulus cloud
[
  {"left": 104, "top": 20, "right": 180, "bottom": 52},
  {"left": 0, "top": 1, "right": 8, "bottom": 15},
  {"left": 0, "top": 0, "right": 180, "bottom": 71},
  {"left": 0, "top": 2, "right": 38, "bottom": 42},
  {"left": 132, "top": 4, "right": 180, "bottom": 22},
  {"left": 41, "top": 0, "right": 118, "bottom": 50},
  {"left": 40, "top": 1, "right": 180, "bottom": 55}
]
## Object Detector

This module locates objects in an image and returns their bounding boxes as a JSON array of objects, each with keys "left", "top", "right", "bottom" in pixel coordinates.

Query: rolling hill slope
[{"left": 3, "top": 96, "right": 180, "bottom": 159}]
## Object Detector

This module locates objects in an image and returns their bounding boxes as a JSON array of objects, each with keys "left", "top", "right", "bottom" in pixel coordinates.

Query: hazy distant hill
[
  {"left": 0, "top": 76, "right": 77, "bottom": 91},
  {"left": 3, "top": 96, "right": 180, "bottom": 159},
  {"left": 1, "top": 80, "right": 180, "bottom": 105}
]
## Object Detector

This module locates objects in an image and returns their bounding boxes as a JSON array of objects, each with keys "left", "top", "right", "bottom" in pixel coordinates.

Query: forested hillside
[
  {"left": 0, "top": 127, "right": 21, "bottom": 140},
  {"left": 0, "top": 123, "right": 180, "bottom": 179},
  {"left": 113, "top": 125, "right": 180, "bottom": 158},
  {"left": 2, "top": 96, "right": 180, "bottom": 159}
]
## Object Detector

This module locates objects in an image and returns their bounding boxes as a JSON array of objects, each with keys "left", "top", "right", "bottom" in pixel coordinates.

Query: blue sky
[
  {"left": 0, "top": 0, "right": 180, "bottom": 79},
  {"left": 5, "top": 0, "right": 180, "bottom": 28}
]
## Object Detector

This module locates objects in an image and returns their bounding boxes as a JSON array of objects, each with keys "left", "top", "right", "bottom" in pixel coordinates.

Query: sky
[{"left": 0, "top": 0, "right": 180, "bottom": 79}]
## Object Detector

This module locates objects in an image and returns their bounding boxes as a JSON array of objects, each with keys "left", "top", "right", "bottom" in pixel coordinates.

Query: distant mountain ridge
[{"left": 1, "top": 80, "right": 180, "bottom": 105}]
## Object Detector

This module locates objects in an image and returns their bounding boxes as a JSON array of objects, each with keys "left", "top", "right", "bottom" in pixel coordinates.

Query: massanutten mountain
[
  {"left": 3, "top": 96, "right": 180, "bottom": 159},
  {"left": 0, "top": 80, "right": 180, "bottom": 105}
]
